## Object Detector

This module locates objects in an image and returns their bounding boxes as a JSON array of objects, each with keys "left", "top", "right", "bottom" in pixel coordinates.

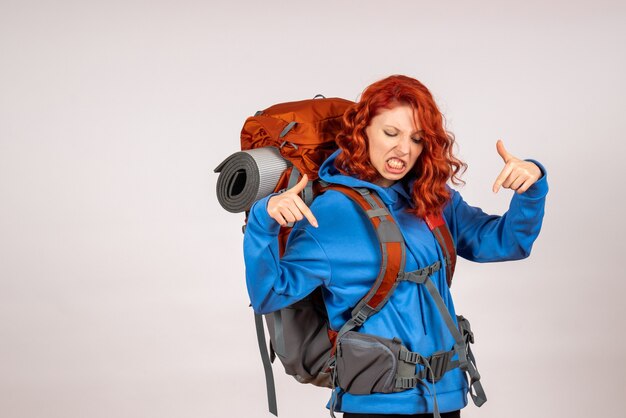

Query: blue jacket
[{"left": 243, "top": 149, "right": 548, "bottom": 414}]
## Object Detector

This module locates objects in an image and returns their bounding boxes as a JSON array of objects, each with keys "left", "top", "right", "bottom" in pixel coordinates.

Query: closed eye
[{"left": 385, "top": 129, "right": 422, "bottom": 143}]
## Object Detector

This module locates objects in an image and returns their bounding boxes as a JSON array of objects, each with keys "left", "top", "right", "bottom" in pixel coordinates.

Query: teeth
[{"left": 387, "top": 158, "right": 405, "bottom": 169}]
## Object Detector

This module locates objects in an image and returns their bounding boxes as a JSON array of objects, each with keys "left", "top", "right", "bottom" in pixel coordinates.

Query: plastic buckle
[
  {"left": 426, "top": 261, "right": 440, "bottom": 276},
  {"left": 397, "top": 376, "right": 418, "bottom": 389},
  {"left": 426, "top": 350, "right": 452, "bottom": 383},
  {"left": 402, "top": 350, "right": 421, "bottom": 365},
  {"left": 352, "top": 310, "right": 368, "bottom": 326}
]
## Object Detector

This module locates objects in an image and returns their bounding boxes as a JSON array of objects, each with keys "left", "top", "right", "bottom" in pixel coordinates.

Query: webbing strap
[
  {"left": 287, "top": 166, "right": 300, "bottom": 189},
  {"left": 466, "top": 345, "right": 487, "bottom": 406},
  {"left": 421, "top": 356, "right": 441, "bottom": 418},
  {"left": 366, "top": 208, "right": 389, "bottom": 218},
  {"left": 279, "top": 121, "right": 297, "bottom": 138},
  {"left": 395, "top": 356, "right": 441, "bottom": 418},
  {"left": 402, "top": 267, "right": 465, "bottom": 348},
  {"left": 303, "top": 180, "right": 314, "bottom": 206},
  {"left": 273, "top": 310, "right": 285, "bottom": 357},
  {"left": 456, "top": 316, "right": 487, "bottom": 406},
  {"left": 254, "top": 313, "right": 278, "bottom": 416},
  {"left": 398, "top": 260, "right": 441, "bottom": 284},
  {"left": 423, "top": 278, "right": 466, "bottom": 354}
]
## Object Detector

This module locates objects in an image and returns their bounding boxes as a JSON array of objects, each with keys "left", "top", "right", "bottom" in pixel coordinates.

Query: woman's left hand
[{"left": 492, "top": 140, "right": 542, "bottom": 194}]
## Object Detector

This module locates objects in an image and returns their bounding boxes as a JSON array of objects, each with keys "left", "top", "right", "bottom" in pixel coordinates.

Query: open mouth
[{"left": 386, "top": 158, "right": 406, "bottom": 173}]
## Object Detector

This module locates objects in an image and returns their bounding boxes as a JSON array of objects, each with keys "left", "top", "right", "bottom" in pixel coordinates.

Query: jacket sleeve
[
  {"left": 443, "top": 159, "right": 549, "bottom": 263},
  {"left": 243, "top": 194, "right": 331, "bottom": 314}
]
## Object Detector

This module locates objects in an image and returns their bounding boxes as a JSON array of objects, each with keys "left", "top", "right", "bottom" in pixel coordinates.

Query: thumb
[
  {"left": 288, "top": 173, "right": 309, "bottom": 193},
  {"left": 496, "top": 139, "right": 513, "bottom": 163}
]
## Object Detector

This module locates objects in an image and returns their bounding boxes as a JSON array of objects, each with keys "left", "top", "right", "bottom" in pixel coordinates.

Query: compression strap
[{"left": 254, "top": 313, "right": 278, "bottom": 416}]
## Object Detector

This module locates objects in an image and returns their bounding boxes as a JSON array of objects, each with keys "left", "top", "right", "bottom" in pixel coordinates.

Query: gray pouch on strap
[{"left": 335, "top": 331, "right": 405, "bottom": 395}]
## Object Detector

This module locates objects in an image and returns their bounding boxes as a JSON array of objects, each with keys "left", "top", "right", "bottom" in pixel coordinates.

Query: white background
[{"left": 1, "top": 1, "right": 625, "bottom": 417}]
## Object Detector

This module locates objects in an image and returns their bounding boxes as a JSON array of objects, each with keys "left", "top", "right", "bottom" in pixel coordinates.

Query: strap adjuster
[
  {"left": 426, "top": 260, "right": 441, "bottom": 276},
  {"left": 352, "top": 309, "right": 369, "bottom": 326},
  {"left": 422, "top": 350, "right": 453, "bottom": 383},
  {"left": 399, "top": 348, "right": 421, "bottom": 364},
  {"left": 395, "top": 376, "right": 419, "bottom": 390}
]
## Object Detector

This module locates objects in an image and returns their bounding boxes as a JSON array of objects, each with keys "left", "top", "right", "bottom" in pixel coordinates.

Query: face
[{"left": 365, "top": 104, "right": 424, "bottom": 187}]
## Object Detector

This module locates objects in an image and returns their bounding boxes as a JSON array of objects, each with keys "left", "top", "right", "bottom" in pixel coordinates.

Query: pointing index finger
[
  {"left": 492, "top": 163, "right": 513, "bottom": 193},
  {"left": 294, "top": 196, "right": 318, "bottom": 228}
]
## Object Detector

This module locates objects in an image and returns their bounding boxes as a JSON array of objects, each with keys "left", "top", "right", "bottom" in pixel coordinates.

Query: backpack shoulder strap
[
  {"left": 320, "top": 186, "right": 457, "bottom": 336},
  {"left": 319, "top": 185, "right": 406, "bottom": 340},
  {"left": 424, "top": 213, "right": 457, "bottom": 287}
]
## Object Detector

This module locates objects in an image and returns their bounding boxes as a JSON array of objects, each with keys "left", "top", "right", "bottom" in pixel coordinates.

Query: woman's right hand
[{"left": 267, "top": 174, "right": 319, "bottom": 228}]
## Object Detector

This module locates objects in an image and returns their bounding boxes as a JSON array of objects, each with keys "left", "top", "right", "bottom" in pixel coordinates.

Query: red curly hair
[{"left": 335, "top": 75, "right": 466, "bottom": 218}]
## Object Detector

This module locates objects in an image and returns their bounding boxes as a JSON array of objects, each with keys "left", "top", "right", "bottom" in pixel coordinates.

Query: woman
[{"left": 243, "top": 75, "right": 548, "bottom": 417}]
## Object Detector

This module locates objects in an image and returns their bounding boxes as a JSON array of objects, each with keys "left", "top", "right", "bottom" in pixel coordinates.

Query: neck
[{"left": 372, "top": 177, "right": 395, "bottom": 188}]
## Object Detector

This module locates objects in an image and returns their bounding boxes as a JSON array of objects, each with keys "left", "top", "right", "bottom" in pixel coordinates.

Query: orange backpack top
[{"left": 240, "top": 95, "right": 354, "bottom": 181}]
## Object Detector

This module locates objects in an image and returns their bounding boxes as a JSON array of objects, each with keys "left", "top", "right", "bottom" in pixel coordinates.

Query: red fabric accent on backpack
[
  {"left": 327, "top": 329, "right": 338, "bottom": 356},
  {"left": 425, "top": 213, "right": 457, "bottom": 286}
]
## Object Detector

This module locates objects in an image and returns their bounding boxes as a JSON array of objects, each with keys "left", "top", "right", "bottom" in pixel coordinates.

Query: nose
[{"left": 395, "top": 135, "right": 411, "bottom": 155}]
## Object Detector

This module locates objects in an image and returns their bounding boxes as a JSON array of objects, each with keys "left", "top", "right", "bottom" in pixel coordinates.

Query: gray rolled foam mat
[{"left": 214, "top": 147, "right": 290, "bottom": 213}]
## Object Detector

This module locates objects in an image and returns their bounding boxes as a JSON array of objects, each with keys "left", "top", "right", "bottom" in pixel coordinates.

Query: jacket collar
[{"left": 318, "top": 149, "right": 415, "bottom": 208}]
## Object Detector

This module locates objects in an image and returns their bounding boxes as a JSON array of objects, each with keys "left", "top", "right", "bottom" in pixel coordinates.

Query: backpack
[
  {"left": 240, "top": 95, "right": 354, "bottom": 252},
  {"left": 214, "top": 96, "right": 486, "bottom": 417}
]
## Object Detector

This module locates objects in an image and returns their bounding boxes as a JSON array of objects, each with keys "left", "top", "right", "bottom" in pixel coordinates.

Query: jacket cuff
[
  {"left": 520, "top": 159, "right": 549, "bottom": 199},
  {"left": 248, "top": 193, "right": 281, "bottom": 236}
]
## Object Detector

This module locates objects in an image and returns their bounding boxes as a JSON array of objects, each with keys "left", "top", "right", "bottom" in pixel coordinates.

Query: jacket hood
[{"left": 318, "top": 149, "right": 415, "bottom": 208}]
